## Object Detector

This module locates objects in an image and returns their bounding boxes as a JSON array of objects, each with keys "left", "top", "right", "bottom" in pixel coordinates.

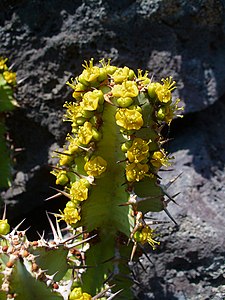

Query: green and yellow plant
[
  {"left": 0, "top": 56, "right": 17, "bottom": 189},
  {"left": 0, "top": 58, "right": 183, "bottom": 299},
  {"left": 50, "top": 59, "right": 183, "bottom": 298}
]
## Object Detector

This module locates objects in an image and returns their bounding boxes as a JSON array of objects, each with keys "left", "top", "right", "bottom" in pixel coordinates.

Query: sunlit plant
[
  {"left": 50, "top": 59, "right": 183, "bottom": 298},
  {"left": 0, "top": 56, "right": 17, "bottom": 189}
]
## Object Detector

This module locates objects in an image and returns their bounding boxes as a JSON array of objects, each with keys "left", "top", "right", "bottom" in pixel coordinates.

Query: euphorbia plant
[
  {"left": 0, "top": 56, "right": 17, "bottom": 189},
  {"left": 0, "top": 58, "right": 183, "bottom": 299},
  {"left": 51, "top": 59, "right": 183, "bottom": 298}
]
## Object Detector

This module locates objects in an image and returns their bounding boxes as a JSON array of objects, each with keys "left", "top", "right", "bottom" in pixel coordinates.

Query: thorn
[
  {"left": 118, "top": 202, "right": 130, "bottom": 207},
  {"left": 101, "top": 256, "right": 115, "bottom": 264},
  {"left": 53, "top": 150, "right": 73, "bottom": 156},
  {"left": 77, "top": 145, "right": 93, "bottom": 152},
  {"left": 164, "top": 172, "right": 183, "bottom": 189},
  {"left": 2, "top": 204, "right": 7, "bottom": 220},
  {"left": 48, "top": 165, "right": 67, "bottom": 171},
  {"left": 55, "top": 217, "right": 63, "bottom": 240},
  {"left": 92, "top": 284, "right": 116, "bottom": 299},
  {"left": 172, "top": 191, "right": 181, "bottom": 198},
  {"left": 46, "top": 212, "right": 59, "bottom": 242},
  {"left": 159, "top": 168, "right": 174, "bottom": 172},
  {"left": 116, "top": 159, "right": 127, "bottom": 164},
  {"left": 11, "top": 219, "right": 26, "bottom": 233},
  {"left": 67, "top": 234, "right": 97, "bottom": 249},
  {"left": 22, "top": 226, "right": 31, "bottom": 234},
  {"left": 102, "top": 272, "right": 114, "bottom": 285},
  {"left": 144, "top": 219, "right": 170, "bottom": 226},
  {"left": 130, "top": 242, "right": 138, "bottom": 262},
  {"left": 137, "top": 259, "right": 147, "bottom": 273},
  {"left": 119, "top": 193, "right": 162, "bottom": 207},
  {"left": 66, "top": 261, "right": 94, "bottom": 269},
  {"left": 107, "top": 289, "right": 123, "bottom": 300},
  {"left": 163, "top": 191, "right": 179, "bottom": 206},
  {"left": 9, "top": 62, "right": 16, "bottom": 70},
  {"left": 104, "top": 94, "right": 115, "bottom": 106},
  {"left": 163, "top": 208, "right": 178, "bottom": 226},
  {"left": 44, "top": 192, "right": 62, "bottom": 201},
  {"left": 14, "top": 147, "right": 25, "bottom": 152},
  {"left": 17, "top": 76, "right": 29, "bottom": 85},
  {"left": 138, "top": 243, "right": 153, "bottom": 264},
  {"left": 160, "top": 137, "right": 174, "bottom": 145},
  {"left": 49, "top": 187, "right": 71, "bottom": 199},
  {"left": 36, "top": 231, "right": 46, "bottom": 241}
]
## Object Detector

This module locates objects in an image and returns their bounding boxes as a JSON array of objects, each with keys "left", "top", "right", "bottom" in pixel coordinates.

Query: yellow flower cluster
[
  {"left": 134, "top": 226, "right": 160, "bottom": 250},
  {"left": 110, "top": 66, "right": 134, "bottom": 83},
  {"left": 126, "top": 162, "right": 149, "bottom": 182},
  {"left": 69, "top": 287, "right": 92, "bottom": 300},
  {"left": 0, "top": 57, "right": 16, "bottom": 85},
  {"left": 84, "top": 156, "right": 107, "bottom": 177},
  {"left": 0, "top": 57, "right": 8, "bottom": 70},
  {"left": 115, "top": 108, "right": 143, "bottom": 131},
  {"left": 52, "top": 58, "right": 182, "bottom": 242},
  {"left": 127, "top": 138, "right": 149, "bottom": 163},
  {"left": 124, "top": 138, "right": 151, "bottom": 182},
  {"left": 147, "top": 76, "right": 182, "bottom": 124},
  {"left": 112, "top": 81, "right": 139, "bottom": 98},
  {"left": 81, "top": 89, "right": 104, "bottom": 111},
  {"left": 70, "top": 178, "right": 89, "bottom": 202},
  {"left": 151, "top": 150, "right": 171, "bottom": 169},
  {"left": 60, "top": 201, "right": 81, "bottom": 226}
]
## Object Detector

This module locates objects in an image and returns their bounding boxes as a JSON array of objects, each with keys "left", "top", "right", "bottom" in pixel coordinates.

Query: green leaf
[
  {"left": 0, "top": 85, "right": 15, "bottom": 112},
  {"left": 0, "top": 122, "right": 11, "bottom": 188},
  {"left": 29, "top": 245, "right": 69, "bottom": 282},
  {"left": 7, "top": 260, "right": 63, "bottom": 300}
]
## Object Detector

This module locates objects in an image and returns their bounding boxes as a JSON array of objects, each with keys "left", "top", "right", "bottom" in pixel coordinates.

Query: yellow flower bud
[
  {"left": 116, "top": 96, "right": 134, "bottom": 108},
  {"left": 56, "top": 171, "right": 69, "bottom": 186},
  {"left": 0, "top": 219, "right": 10, "bottom": 235},
  {"left": 69, "top": 287, "right": 92, "bottom": 300}
]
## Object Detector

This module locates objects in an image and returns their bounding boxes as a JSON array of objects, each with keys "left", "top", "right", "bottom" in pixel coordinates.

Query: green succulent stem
[
  {"left": 50, "top": 59, "right": 183, "bottom": 299},
  {"left": 81, "top": 102, "right": 132, "bottom": 234}
]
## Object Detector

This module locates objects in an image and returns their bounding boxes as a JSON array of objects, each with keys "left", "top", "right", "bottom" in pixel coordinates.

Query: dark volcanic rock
[
  {"left": 0, "top": 1, "right": 225, "bottom": 299},
  {"left": 134, "top": 95, "right": 225, "bottom": 300}
]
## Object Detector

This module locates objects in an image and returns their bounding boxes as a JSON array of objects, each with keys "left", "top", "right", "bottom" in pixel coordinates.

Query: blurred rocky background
[{"left": 0, "top": 0, "right": 225, "bottom": 299}]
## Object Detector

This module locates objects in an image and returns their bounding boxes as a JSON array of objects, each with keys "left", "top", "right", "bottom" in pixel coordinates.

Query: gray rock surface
[
  {"left": 134, "top": 98, "right": 225, "bottom": 299},
  {"left": 0, "top": 1, "right": 225, "bottom": 299}
]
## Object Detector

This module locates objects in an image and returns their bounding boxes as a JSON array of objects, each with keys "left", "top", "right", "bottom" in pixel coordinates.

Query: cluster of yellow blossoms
[
  {"left": 69, "top": 287, "right": 92, "bottom": 300},
  {"left": 133, "top": 225, "right": 160, "bottom": 250},
  {"left": 52, "top": 58, "right": 182, "bottom": 246},
  {"left": 0, "top": 57, "right": 16, "bottom": 86}
]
